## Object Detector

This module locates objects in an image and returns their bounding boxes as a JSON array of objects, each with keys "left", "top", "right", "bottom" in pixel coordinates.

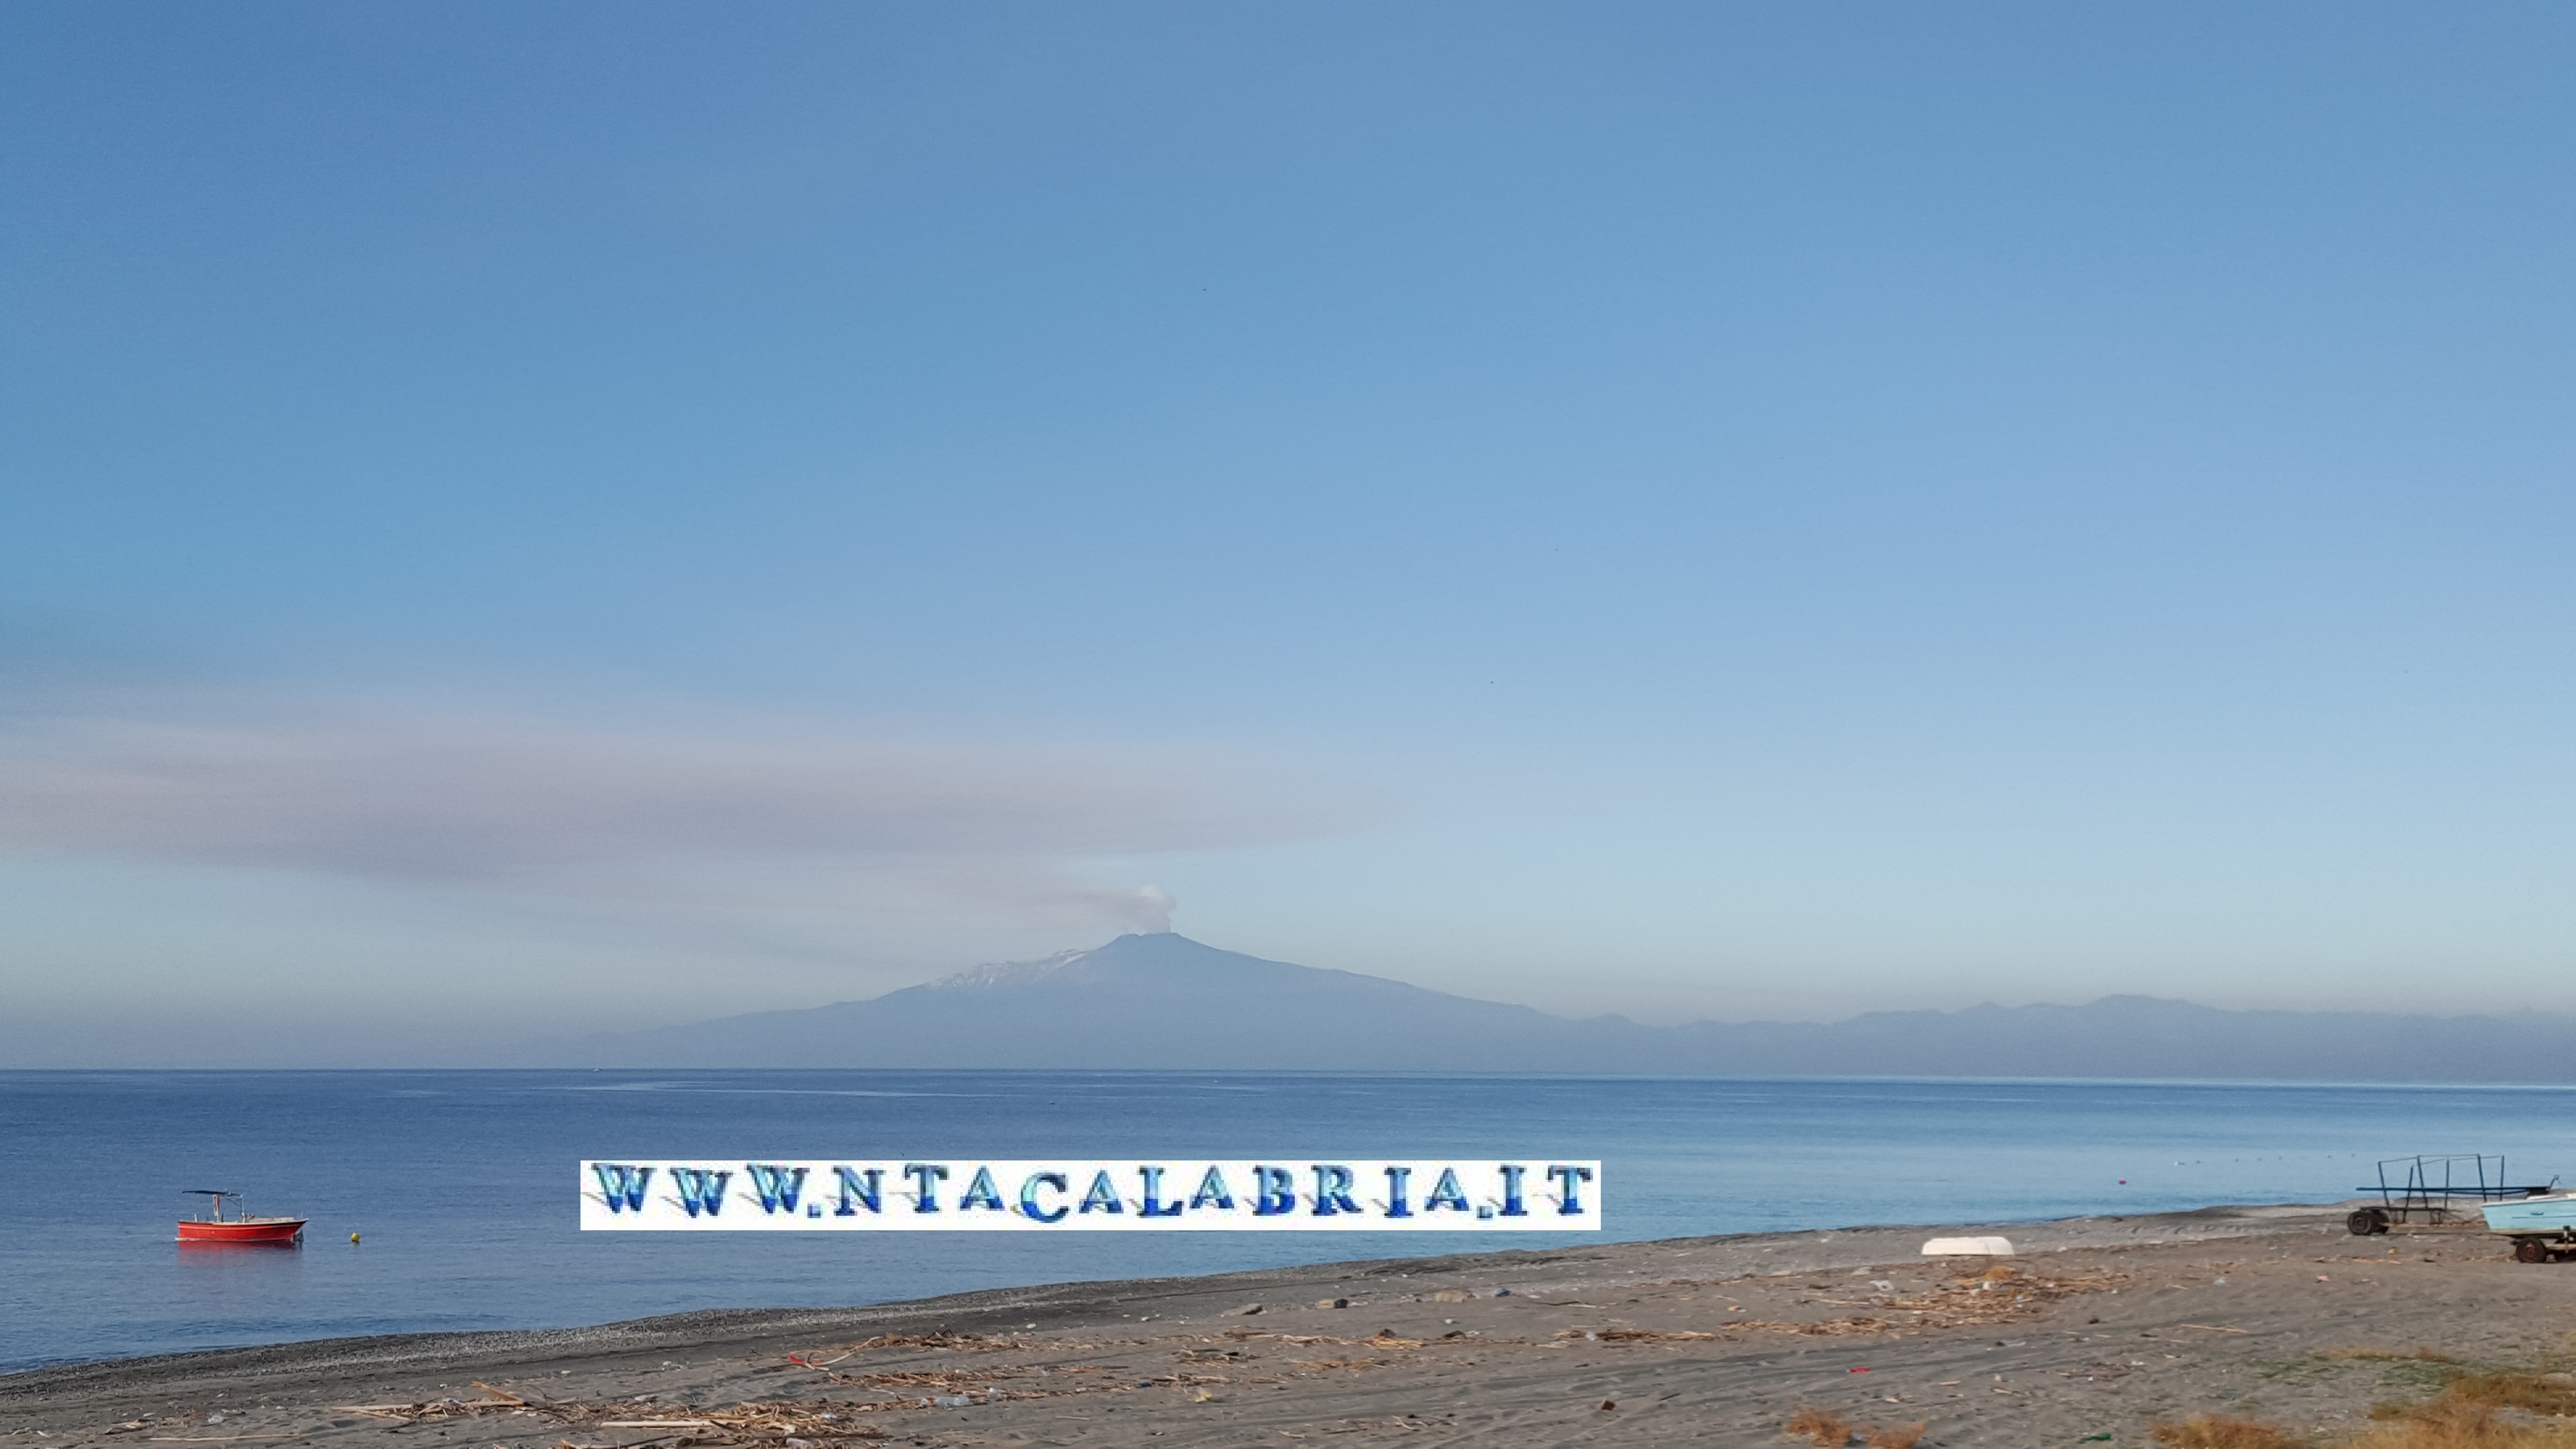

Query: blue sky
[{"left": 6, "top": 4, "right": 2575, "bottom": 1064}]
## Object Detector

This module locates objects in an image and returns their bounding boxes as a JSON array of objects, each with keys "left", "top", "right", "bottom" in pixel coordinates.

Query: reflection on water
[{"left": 171, "top": 1236, "right": 307, "bottom": 1336}]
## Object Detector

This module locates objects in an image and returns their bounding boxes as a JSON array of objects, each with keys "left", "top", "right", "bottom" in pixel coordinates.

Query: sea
[{"left": 6, "top": 1069, "right": 2576, "bottom": 1375}]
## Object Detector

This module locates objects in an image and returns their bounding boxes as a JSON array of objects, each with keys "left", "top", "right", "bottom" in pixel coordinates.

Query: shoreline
[
  {"left": 4, "top": 1203, "right": 2334, "bottom": 1391},
  {"left": 9, "top": 1201, "right": 2571, "bottom": 1445}
]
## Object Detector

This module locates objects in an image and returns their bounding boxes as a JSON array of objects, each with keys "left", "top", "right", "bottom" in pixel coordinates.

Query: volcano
[
  {"left": 569, "top": 932, "right": 1577, "bottom": 1069},
  {"left": 561, "top": 932, "right": 2576, "bottom": 1081}
]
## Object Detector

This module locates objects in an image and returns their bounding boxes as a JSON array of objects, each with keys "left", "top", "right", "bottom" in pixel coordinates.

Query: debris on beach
[
  {"left": 1550, "top": 1266, "right": 2125, "bottom": 1342},
  {"left": 335, "top": 1396, "right": 901, "bottom": 1443}
]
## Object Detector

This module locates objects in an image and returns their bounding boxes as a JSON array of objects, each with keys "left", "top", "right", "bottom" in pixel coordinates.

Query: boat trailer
[{"left": 2346, "top": 1155, "right": 2554, "bottom": 1235}]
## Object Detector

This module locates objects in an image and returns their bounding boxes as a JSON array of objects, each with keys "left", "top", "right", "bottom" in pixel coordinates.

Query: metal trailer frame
[{"left": 2346, "top": 1154, "right": 2554, "bottom": 1235}]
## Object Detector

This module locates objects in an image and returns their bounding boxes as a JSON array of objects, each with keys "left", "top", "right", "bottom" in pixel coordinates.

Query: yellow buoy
[{"left": 350, "top": 1232, "right": 361, "bottom": 1244}]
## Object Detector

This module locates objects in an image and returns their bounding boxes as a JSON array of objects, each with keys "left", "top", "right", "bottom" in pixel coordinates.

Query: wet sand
[{"left": 8, "top": 1204, "right": 2574, "bottom": 1447}]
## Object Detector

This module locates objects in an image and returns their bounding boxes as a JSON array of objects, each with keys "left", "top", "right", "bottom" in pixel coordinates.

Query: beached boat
[
  {"left": 2482, "top": 1192, "right": 2576, "bottom": 1262},
  {"left": 177, "top": 1190, "right": 306, "bottom": 1244}
]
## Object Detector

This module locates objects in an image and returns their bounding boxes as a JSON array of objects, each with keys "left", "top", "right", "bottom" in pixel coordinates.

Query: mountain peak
[
  {"left": 559, "top": 936, "right": 2576, "bottom": 1081},
  {"left": 924, "top": 933, "right": 1264, "bottom": 993}
]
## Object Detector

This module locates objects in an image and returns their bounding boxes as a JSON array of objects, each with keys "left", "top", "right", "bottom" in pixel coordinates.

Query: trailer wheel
[
  {"left": 2515, "top": 1238, "right": 2549, "bottom": 1263},
  {"left": 2347, "top": 1208, "right": 2389, "bottom": 1236}
]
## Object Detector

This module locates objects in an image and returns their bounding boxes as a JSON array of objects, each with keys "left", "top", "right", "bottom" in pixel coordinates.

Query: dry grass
[
  {"left": 1784, "top": 1410, "right": 1921, "bottom": 1448},
  {"left": 2439, "top": 1372, "right": 2576, "bottom": 1417},
  {"left": 2147, "top": 1413, "right": 2303, "bottom": 1449},
  {"left": 2148, "top": 1348, "right": 2576, "bottom": 1449},
  {"left": 1786, "top": 1406, "right": 1853, "bottom": 1446},
  {"left": 2352, "top": 1366, "right": 2576, "bottom": 1447},
  {"left": 2347, "top": 1400, "right": 2576, "bottom": 1448}
]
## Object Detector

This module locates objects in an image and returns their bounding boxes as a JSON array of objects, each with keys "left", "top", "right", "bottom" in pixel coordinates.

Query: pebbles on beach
[{"left": 7, "top": 1205, "right": 2569, "bottom": 1448}]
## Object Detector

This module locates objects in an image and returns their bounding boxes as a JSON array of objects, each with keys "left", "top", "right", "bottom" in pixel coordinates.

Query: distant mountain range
[{"left": 561, "top": 932, "right": 2576, "bottom": 1081}]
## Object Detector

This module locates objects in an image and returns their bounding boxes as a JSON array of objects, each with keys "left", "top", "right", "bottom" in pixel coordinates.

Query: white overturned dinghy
[{"left": 1921, "top": 1236, "right": 2015, "bottom": 1256}]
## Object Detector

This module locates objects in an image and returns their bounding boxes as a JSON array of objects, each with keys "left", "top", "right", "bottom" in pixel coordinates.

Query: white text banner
[{"left": 580, "top": 1159, "right": 1600, "bottom": 1231}]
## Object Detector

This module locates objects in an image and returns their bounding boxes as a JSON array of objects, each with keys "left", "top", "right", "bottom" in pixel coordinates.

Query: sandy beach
[{"left": 9, "top": 1204, "right": 2575, "bottom": 1447}]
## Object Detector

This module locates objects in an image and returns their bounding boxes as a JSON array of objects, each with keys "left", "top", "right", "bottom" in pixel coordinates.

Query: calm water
[{"left": 5, "top": 1070, "right": 2574, "bottom": 1373}]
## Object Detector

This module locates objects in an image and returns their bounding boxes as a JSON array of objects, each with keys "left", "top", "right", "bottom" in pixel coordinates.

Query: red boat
[{"left": 177, "top": 1190, "right": 306, "bottom": 1244}]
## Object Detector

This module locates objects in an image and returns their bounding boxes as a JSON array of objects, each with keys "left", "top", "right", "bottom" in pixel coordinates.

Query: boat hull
[
  {"left": 177, "top": 1218, "right": 306, "bottom": 1244},
  {"left": 2481, "top": 1195, "right": 2576, "bottom": 1236}
]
